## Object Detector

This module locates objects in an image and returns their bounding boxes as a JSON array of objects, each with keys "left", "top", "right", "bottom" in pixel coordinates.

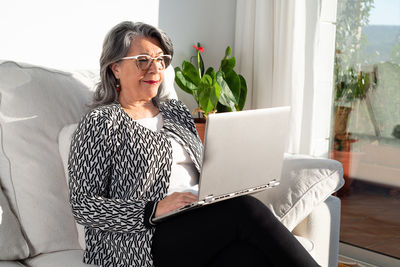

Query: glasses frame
[{"left": 120, "top": 54, "right": 172, "bottom": 71}]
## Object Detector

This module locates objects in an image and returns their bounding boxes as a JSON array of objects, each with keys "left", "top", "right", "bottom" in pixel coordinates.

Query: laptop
[{"left": 153, "top": 106, "right": 291, "bottom": 222}]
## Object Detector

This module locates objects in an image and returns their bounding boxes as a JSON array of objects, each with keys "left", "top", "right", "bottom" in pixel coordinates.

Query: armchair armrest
[
  {"left": 255, "top": 153, "right": 344, "bottom": 230},
  {"left": 254, "top": 154, "right": 344, "bottom": 267},
  {"left": 292, "top": 195, "right": 341, "bottom": 267}
]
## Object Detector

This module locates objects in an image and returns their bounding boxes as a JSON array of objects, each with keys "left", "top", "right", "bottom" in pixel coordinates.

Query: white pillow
[
  {"left": 0, "top": 60, "right": 90, "bottom": 256},
  {"left": 254, "top": 153, "right": 344, "bottom": 231},
  {"left": 0, "top": 186, "right": 30, "bottom": 259},
  {"left": 58, "top": 123, "right": 85, "bottom": 250}
]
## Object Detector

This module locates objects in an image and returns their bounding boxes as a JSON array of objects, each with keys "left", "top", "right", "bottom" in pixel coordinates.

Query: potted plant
[
  {"left": 332, "top": 61, "right": 375, "bottom": 196},
  {"left": 334, "top": 65, "right": 373, "bottom": 149},
  {"left": 174, "top": 43, "right": 247, "bottom": 142}
]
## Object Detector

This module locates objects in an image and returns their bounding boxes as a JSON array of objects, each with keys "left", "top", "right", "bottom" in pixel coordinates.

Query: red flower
[{"left": 193, "top": 45, "right": 205, "bottom": 52}]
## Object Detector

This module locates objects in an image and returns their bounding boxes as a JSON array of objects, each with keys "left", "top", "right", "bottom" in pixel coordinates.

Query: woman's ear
[{"left": 110, "top": 62, "right": 120, "bottom": 79}]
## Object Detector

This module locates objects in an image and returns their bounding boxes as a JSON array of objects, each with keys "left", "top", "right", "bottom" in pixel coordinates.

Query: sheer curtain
[{"left": 234, "top": 0, "right": 337, "bottom": 156}]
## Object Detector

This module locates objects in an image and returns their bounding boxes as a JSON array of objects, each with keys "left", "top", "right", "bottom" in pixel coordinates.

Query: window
[{"left": 332, "top": 0, "right": 400, "bottom": 260}]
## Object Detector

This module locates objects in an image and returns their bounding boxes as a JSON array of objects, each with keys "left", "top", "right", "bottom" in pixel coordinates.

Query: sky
[{"left": 369, "top": 0, "right": 400, "bottom": 25}]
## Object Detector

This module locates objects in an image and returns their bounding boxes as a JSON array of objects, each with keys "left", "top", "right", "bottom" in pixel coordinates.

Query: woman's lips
[{"left": 143, "top": 80, "right": 159, "bottom": 85}]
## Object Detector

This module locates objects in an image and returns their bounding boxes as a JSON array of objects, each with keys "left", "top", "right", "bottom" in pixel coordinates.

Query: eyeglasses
[{"left": 120, "top": 54, "right": 172, "bottom": 71}]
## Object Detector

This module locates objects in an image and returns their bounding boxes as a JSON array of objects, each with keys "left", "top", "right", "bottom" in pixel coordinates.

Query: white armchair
[
  {"left": 254, "top": 153, "right": 343, "bottom": 267},
  {"left": 0, "top": 60, "right": 343, "bottom": 267},
  {"left": 293, "top": 195, "right": 341, "bottom": 267}
]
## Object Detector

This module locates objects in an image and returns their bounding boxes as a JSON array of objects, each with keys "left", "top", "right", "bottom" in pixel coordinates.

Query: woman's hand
[{"left": 155, "top": 192, "right": 197, "bottom": 218}]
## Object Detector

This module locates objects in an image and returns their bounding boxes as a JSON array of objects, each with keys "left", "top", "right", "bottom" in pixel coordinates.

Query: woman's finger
[{"left": 181, "top": 192, "right": 198, "bottom": 201}]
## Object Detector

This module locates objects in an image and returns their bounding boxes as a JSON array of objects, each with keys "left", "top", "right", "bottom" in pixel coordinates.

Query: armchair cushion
[
  {"left": 0, "top": 61, "right": 94, "bottom": 256},
  {"left": 23, "top": 250, "right": 96, "bottom": 267},
  {"left": 0, "top": 187, "right": 29, "bottom": 260},
  {"left": 254, "top": 153, "right": 344, "bottom": 231},
  {"left": 0, "top": 261, "right": 26, "bottom": 267},
  {"left": 58, "top": 123, "right": 84, "bottom": 250}
]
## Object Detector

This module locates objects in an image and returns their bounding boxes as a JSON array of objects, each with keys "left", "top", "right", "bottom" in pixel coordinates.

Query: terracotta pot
[
  {"left": 330, "top": 150, "right": 352, "bottom": 196},
  {"left": 330, "top": 138, "right": 357, "bottom": 196},
  {"left": 334, "top": 106, "right": 352, "bottom": 140},
  {"left": 194, "top": 118, "right": 206, "bottom": 144}
]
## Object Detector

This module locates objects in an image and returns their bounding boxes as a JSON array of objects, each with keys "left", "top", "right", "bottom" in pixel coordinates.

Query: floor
[{"left": 339, "top": 180, "right": 400, "bottom": 259}]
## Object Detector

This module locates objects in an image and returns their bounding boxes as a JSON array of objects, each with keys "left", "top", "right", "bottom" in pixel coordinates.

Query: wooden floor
[{"left": 339, "top": 180, "right": 400, "bottom": 259}]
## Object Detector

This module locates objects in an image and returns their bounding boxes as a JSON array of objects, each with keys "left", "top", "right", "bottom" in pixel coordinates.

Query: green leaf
[
  {"left": 216, "top": 101, "right": 232, "bottom": 113},
  {"left": 216, "top": 71, "right": 237, "bottom": 111},
  {"left": 225, "top": 46, "right": 232, "bottom": 58},
  {"left": 205, "top": 67, "right": 216, "bottom": 84},
  {"left": 220, "top": 57, "right": 236, "bottom": 73},
  {"left": 237, "top": 74, "right": 247, "bottom": 110},
  {"left": 224, "top": 70, "right": 241, "bottom": 103},
  {"left": 198, "top": 74, "right": 216, "bottom": 115},
  {"left": 220, "top": 46, "right": 235, "bottom": 72},
  {"left": 213, "top": 79, "right": 221, "bottom": 106},
  {"left": 174, "top": 67, "right": 197, "bottom": 94},
  {"left": 182, "top": 61, "right": 201, "bottom": 85}
]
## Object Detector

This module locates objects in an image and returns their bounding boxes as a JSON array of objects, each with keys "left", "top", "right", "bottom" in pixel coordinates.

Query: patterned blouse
[{"left": 68, "top": 99, "right": 203, "bottom": 266}]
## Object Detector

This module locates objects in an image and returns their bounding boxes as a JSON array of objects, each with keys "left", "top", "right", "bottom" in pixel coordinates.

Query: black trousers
[{"left": 152, "top": 196, "right": 320, "bottom": 267}]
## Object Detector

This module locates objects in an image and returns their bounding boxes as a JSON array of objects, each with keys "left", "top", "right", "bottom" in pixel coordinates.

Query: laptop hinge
[
  {"left": 205, "top": 195, "right": 214, "bottom": 203},
  {"left": 268, "top": 179, "right": 280, "bottom": 187}
]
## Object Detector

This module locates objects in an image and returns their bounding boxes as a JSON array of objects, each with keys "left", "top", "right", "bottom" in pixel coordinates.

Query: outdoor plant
[
  {"left": 174, "top": 43, "right": 247, "bottom": 117},
  {"left": 333, "top": 51, "right": 377, "bottom": 149},
  {"left": 335, "top": 66, "right": 372, "bottom": 105}
]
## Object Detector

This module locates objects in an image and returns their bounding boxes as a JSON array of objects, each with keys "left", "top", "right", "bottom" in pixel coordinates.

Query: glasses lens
[
  {"left": 136, "top": 56, "right": 152, "bottom": 71},
  {"left": 135, "top": 55, "right": 171, "bottom": 71},
  {"left": 160, "top": 55, "right": 171, "bottom": 68}
]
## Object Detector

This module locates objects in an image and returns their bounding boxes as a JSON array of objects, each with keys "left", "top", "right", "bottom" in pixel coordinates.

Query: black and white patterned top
[{"left": 68, "top": 99, "right": 203, "bottom": 266}]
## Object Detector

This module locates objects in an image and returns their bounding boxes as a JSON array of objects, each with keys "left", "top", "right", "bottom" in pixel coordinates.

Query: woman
[{"left": 68, "top": 21, "right": 320, "bottom": 267}]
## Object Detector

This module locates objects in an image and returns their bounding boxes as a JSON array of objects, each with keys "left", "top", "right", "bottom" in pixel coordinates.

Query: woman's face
[{"left": 112, "top": 36, "right": 165, "bottom": 102}]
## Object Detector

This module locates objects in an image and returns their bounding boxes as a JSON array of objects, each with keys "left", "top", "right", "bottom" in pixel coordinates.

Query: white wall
[
  {"left": 0, "top": 0, "right": 159, "bottom": 70},
  {"left": 1, "top": 0, "right": 237, "bottom": 108},
  {"left": 159, "top": 0, "right": 237, "bottom": 113}
]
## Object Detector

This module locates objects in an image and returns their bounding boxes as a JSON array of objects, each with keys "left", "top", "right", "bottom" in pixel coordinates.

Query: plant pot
[
  {"left": 194, "top": 118, "right": 206, "bottom": 144},
  {"left": 330, "top": 140, "right": 356, "bottom": 197},
  {"left": 334, "top": 106, "right": 352, "bottom": 140}
]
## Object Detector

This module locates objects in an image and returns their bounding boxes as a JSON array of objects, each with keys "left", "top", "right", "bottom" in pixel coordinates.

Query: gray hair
[{"left": 91, "top": 21, "right": 174, "bottom": 108}]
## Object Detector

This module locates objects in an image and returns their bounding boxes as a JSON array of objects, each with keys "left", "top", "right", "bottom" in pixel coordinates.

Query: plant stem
[{"left": 197, "top": 51, "right": 202, "bottom": 79}]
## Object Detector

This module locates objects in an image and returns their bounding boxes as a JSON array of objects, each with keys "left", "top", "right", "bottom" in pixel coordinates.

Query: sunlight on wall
[{"left": 0, "top": 0, "right": 159, "bottom": 70}]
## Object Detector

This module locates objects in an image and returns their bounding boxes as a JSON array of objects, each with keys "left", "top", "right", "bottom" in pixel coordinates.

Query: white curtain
[{"left": 234, "top": 0, "right": 336, "bottom": 156}]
